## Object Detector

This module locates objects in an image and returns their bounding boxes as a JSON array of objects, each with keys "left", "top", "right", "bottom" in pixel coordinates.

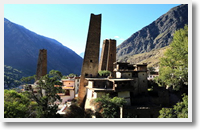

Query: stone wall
[
  {"left": 78, "top": 14, "right": 102, "bottom": 107},
  {"left": 36, "top": 49, "right": 47, "bottom": 79}
]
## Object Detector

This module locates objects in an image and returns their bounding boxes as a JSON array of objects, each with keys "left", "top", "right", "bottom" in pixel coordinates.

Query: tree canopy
[
  {"left": 157, "top": 25, "right": 188, "bottom": 90},
  {"left": 94, "top": 94, "right": 127, "bottom": 118},
  {"left": 4, "top": 89, "right": 31, "bottom": 118},
  {"left": 159, "top": 94, "right": 188, "bottom": 118},
  {"left": 21, "top": 70, "right": 63, "bottom": 118}
]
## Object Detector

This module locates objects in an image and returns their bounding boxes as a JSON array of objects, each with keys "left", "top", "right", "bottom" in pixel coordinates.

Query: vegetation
[
  {"left": 94, "top": 94, "right": 127, "bottom": 118},
  {"left": 4, "top": 65, "right": 22, "bottom": 88},
  {"left": 62, "top": 73, "right": 77, "bottom": 79},
  {"left": 156, "top": 25, "right": 188, "bottom": 90},
  {"left": 4, "top": 89, "right": 31, "bottom": 118},
  {"left": 159, "top": 94, "right": 188, "bottom": 118},
  {"left": 98, "top": 70, "right": 111, "bottom": 77},
  {"left": 21, "top": 70, "right": 63, "bottom": 118}
]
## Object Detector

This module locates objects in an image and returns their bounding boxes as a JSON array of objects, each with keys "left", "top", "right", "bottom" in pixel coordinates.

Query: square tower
[
  {"left": 99, "top": 39, "right": 116, "bottom": 73},
  {"left": 78, "top": 14, "right": 101, "bottom": 107},
  {"left": 36, "top": 49, "right": 47, "bottom": 80},
  {"left": 99, "top": 39, "right": 109, "bottom": 71}
]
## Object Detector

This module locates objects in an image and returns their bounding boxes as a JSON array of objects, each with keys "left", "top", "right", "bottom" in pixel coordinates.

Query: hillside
[
  {"left": 4, "top": 18, "right": 83, "bottom": 77},
  {"left": 117, "top": 4, "right": 188, "bottom": 62},
  {"left": 126, "top": 46, "right": 169, "bottom": 67}
]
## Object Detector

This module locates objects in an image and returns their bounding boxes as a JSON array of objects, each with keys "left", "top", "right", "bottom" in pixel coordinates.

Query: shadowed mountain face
[
  {"left": 4, "top": 18, "right": 83, "bottom": 77},
  {"left": 117, "top": 4, "right": 188, "bottom": 62}
]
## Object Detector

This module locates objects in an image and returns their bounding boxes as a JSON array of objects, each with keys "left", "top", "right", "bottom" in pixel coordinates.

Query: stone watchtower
[
  {"left": 99, "top": 39, "right": 116, "bottom": 73},
  {"left": 78, "top": 14, "right": 101, "bottom": 107},
  {"left": 36, "top": 49, "right": 47, "bottom": 80}
]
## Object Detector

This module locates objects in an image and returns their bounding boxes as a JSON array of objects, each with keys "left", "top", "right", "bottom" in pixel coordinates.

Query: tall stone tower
[
  {"left": 99, "top": 39, "right": 116, "bottom": 73},
  {"left": 99, "top": 39, "right": 109, "bottom": 71},
  {"left": 78, "top": 14, "right": 101, "bottom": 107},
  {"left": 106, "top": 39, "right": 116, "bottom": 73},
  {"left": 36, "top": 49, "right": 47, "bottom": 80}
]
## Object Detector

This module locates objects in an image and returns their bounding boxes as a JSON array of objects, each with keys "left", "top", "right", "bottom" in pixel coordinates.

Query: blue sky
[{"left": 4, "top": 4, "right": 180, "bottom": 54}]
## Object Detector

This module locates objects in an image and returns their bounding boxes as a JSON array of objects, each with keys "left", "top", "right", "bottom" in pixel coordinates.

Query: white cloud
[
  {"left": 114, "top": 36, "right": 119, "bottom": 39},
  {"left": 120, "top": 38, "right": 125, "bottom": 41}
]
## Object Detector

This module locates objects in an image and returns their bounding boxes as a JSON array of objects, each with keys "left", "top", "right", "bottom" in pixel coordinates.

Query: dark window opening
[
  {"left": 85, "top": 73, "right": 88, "bottom": 77},
  {"left": 65, "top": 90, "right": 70, "bottom": 96},
  {"left": 90, "top": 60, "right": 93, "bottom": 62}
]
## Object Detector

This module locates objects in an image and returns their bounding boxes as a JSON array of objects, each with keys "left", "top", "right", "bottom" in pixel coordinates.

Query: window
[
  {"left": 85, "top": 73, "right": 88, "bottom": 77},
  {"left": 65, "top": 90, "right": 70, "bottom": 96},
  {"left": 90, "top": 60, "right": 93, "bottom": 63}
]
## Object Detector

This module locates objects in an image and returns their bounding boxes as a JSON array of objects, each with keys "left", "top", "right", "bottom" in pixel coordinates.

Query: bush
[
  {"left": 98, "top": 70, "right": 111, "bottom": 77},
  {"left": 94, "top": 94, "right": 126, "bottom": 118},
  {"left": 159, "top": 94, "right": 188, "bottom": 118}
]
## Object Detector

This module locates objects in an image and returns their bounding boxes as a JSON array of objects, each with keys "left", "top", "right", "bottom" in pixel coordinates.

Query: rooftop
[{"left": 85, "top": 77, "right": 134, "bottom": 82}]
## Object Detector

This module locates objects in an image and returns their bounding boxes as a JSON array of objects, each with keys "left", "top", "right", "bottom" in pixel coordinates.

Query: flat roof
[
  {"left": 85, "top": 78, "right": 108, "bottom": 81},
  {"left": 85, "top": 78, "right": 134, "bottom": 82},
  {"left": 88, "top": 88, "right": 114, "bottom": 92},
  {"left": 108, "top": 79, "right": 134, "bottom": 82}
]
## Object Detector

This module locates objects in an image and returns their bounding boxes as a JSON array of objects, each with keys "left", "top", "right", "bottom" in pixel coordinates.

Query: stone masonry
[
  {"left": 36, "top": 49, "right": 47, "bottom": 80},
  {"left": 99, "top": 39, "right": 116, "bottom": 73},
  {"left": 78, "top": 14, "right": 101, "bottom": 107}
]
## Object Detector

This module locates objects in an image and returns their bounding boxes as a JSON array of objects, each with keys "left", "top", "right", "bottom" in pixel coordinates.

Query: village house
[
  {"left": 84, "top": 62, "right": 148, "bottom": 111},
  {"left": 56, "top": 76, "right": 80, "bottom": 105}
]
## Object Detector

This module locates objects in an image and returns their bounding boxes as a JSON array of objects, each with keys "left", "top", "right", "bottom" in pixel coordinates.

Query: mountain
[
  {"left": 4, "top": 18, "right": 83, "bottom": 77},
  {"left": 127, "top": 46, "right": 169, "bottom": 67},
  {"left": 117, "top": 4, "right": 188, "bottom": 62}
]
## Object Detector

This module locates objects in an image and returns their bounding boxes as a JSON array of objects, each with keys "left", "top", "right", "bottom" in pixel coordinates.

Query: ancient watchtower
[
  {"left": 99, "top": 39, "right": 116, "bottom": 73},
  {"left": 36, "top": 49, "right": 47, "bottom": 80},
  {"left": 78, "top": 14, "right": 101, "bottom": 107}
]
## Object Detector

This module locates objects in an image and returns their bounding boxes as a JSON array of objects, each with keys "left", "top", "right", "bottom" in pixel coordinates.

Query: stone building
[
  {"left": 22, "top": 49, "right": 47, "bottom": 94},
  {"left": 78, "top": 13, "right": 101, "bottom": 107},
  {"left": 77, "top": 13, "right": 169, "bottom": 117},
  {"left": 36, "top": 49, "right": 47, "bottom": 80},
  {"left": 99, "top": 39, "right": 116, "bottom": 73},
  {"left": 84, "top": 62, "right": 148, "bottom": 110}
]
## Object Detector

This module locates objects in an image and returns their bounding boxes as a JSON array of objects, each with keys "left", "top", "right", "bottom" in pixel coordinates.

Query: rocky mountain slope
[
  {"left": 4, "top": 18, "right": 83, "bottom": 77},
  {"left": 117, "top": 4, "right": 188, "bottom": 62},
  {"left": 127, "top": 46, "right": 169, "bottom": 67}
]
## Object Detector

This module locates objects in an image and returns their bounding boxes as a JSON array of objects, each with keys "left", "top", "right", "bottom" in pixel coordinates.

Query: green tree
[
  {"left": 94, "top": 94, "right": 127, "bottom": 118},
  {"left": 98, "top": 70, "right": 111, "bottom": 77},
  {"left": 21, "top": 70, "right": 63, "bottom": 118},
  {"left": 4, "top": 90, "right": 31, "bottom": 118},
  {"left": 148, "top": 67, "right": 155, "bottom": 73},
  {"left": 157, "top": 25, "right": 188, "bottom": 90},
  {"left": 159, "top": 94, "right": 188, "bottom": 118}
]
